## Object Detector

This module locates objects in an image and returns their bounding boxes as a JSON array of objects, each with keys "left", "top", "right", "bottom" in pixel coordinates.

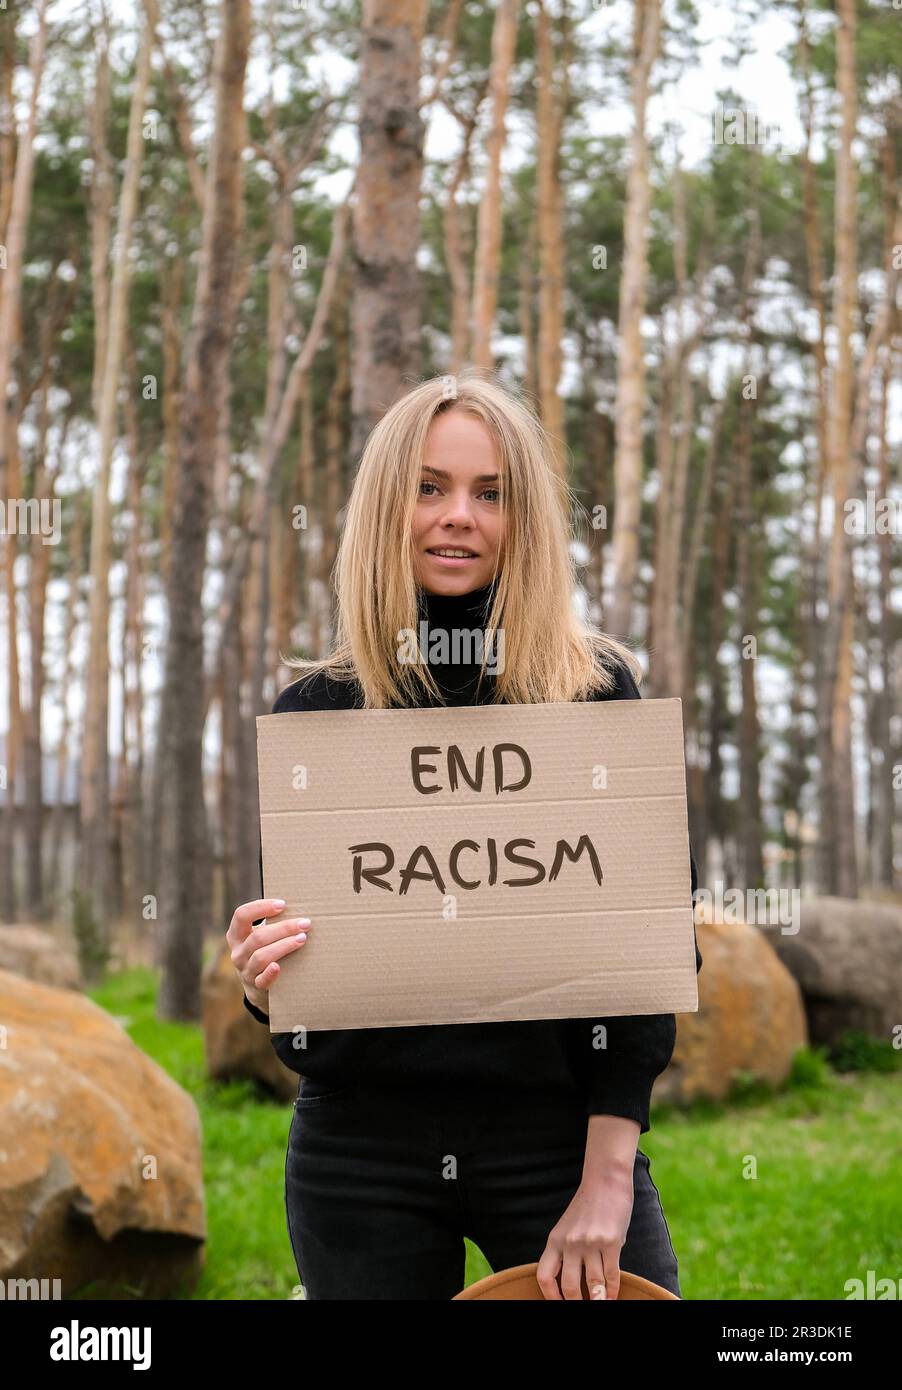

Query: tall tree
[
  {"left": 535, "top": 0, "right": 570, "bottom": 474},
  {"left": 648, "top": 159, "right": 710, "bottom": 699},
  {"left": 442, "top": 84, "right": 486, "bottom": 373},
  {"left": 471, "top": 0, "right": 520, "bottom": 370},
  {"left": 870, "top": 118, "right": 898, "bottom": 891},
  {"left": 607, "top": 0, "right": 661, "bottom": 638},
  {"left": 77, "top": 0, "right": 157, "bottom": 960},
  {"left": 351, "top": 0, "right": 428, "bottom": 462},
  {"left": 819, "top": 0, "right": 859, "bottom": 898},
  {"left": 22, "top": 261, "right": 79, "bottom": 917},
  {"left": 0, "top": 0, "right": 49, "bottom": 921},
  {"left": 155, "top": 0, "right": 251, "bottom": 1019}
]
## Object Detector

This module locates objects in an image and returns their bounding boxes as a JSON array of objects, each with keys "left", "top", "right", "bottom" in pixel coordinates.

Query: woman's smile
[{"left": 424, "top": 545, "right": 481, "bottom": 569}]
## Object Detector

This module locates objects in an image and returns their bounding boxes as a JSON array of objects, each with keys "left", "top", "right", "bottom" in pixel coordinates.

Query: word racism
[{"left": 348, "top": 743, "right": 604, "bottom": 894}]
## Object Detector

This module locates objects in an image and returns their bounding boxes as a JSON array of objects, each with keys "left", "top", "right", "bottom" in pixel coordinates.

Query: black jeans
[{"left": 284, "top": 1079, "right": 682, "bottom": 1300}]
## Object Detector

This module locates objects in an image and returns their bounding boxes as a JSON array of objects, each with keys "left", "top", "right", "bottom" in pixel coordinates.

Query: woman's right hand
[{"left": 227, "top": 898, "right": 312, "bottom": 1015}]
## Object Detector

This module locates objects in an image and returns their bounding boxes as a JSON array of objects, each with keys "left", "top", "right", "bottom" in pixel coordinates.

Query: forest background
[{"left": 0, "top": 0, "right": 899, "bottom": 1023}]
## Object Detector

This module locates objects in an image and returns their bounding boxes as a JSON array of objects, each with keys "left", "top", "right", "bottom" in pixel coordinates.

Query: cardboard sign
[{"left": 256, "top": 697, "right": 698, "bottom": 1033}]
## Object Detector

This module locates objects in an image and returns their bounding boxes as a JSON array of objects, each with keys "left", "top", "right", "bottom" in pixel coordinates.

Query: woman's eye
[{"left": 418, "top": 480, "right": 500, "bottom": 502}]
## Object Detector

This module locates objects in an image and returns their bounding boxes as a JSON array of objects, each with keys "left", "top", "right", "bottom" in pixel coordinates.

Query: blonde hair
[{"left": 283, "top": 367, "right": 642, "bottom": 708}]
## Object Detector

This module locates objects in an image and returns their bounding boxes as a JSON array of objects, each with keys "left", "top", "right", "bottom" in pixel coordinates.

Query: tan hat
[{"left": 453, "top": 1262, "right": 680, "bottom": 1300}]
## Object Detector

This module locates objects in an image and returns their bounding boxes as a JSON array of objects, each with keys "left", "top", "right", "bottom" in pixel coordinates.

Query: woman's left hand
[{"left": 536, "top": 1167, "right": 635, "bottom": 1300}]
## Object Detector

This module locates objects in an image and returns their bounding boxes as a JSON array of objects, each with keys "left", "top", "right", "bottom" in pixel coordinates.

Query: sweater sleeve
[
  {"left": 243, "top": 992, "right": 271, "bottom": 1025},
  {"left": 242, "top": 986, "right": 310, "bottom": 1079},
  {"left": 569, "top": 658, "right": 701, "bottom": 1133}
]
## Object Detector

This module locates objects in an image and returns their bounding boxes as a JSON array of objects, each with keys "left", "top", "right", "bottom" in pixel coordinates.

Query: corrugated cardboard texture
[{"left": 256, "top": 697, "right": 699, "bottom": 1032}]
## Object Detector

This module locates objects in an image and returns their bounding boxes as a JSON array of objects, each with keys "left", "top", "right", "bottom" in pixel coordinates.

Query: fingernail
[
  {"left": 273, "top": 899, "right": 286, "bottom": 909},
  {"left": 295, "top": 932, "right": 307, "bottom": 943},
  {"left": 292, "top": 918, "right": 311, "bottom": 926}
]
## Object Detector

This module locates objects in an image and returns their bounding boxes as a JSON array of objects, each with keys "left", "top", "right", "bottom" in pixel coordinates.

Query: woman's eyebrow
[{"left": 421, "top": 466, "right": 500, "bottom": 483}]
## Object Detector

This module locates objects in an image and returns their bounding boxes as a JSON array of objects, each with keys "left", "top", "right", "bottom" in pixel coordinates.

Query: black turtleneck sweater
[{"left": 244, "top": 581, "right": 702, "bottom": 1134}]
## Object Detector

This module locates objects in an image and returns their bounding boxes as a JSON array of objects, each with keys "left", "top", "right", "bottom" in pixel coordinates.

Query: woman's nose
[{"left": 441, "top": 491, "right": 476, "bottom": 525}]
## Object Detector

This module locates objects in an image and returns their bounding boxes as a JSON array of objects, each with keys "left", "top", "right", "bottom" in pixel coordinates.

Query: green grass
[
  {"left": 646, "top": 1063, "right": 902, "bottom": 1299},
  {"left": 84, "top": 967, "right": 901, "bottom": 1300}
]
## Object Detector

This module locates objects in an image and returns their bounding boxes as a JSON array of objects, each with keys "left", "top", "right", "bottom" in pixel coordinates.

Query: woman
[{"left": 228, "top": 369, "right": 701, "bottom": 1301}]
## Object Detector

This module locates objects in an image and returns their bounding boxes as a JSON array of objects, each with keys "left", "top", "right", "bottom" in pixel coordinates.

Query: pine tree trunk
[
  {"left": 88, "top": 10, "right": 112, "bottom": 426},
  {"left": 48, "top": 440, "right": 80, "bottom": 897},
  {"left": 295, "top": 374, "right": 318, "bottom": 659},
  {"left": 706, "top": 438, "right": 739, "bottom": 883},
  {"left": 649, "top": 164, "right": 709, "bottom": 699},
  {"left": 680, "top": 398, "right": 724, "bottom": 701},
  {"left": 23, "top": 364, "right": 53, "bottom": 917},
  {"left": 351, "top": 0, "right": 427, "bottom": 459},
  {"left": 224, "top": 598, "right": 258, "bottom": 914},
  {"left": 118, "top": 331, "right": 147, "bottom": 953},
  {"left": 648, "top": 348, "right": 674, "bottom": 688},
  {"left": 873, "top": 340, "right": 895, "bottom": 887},
  {"left": 734, "top": 166, "right": 766, "bottom": 889},
  {"left": 155, "top": 0, "right": 251, "bottom": 1020},
  {"left": 582, "top": 339, "right": 608, "bottom": 621},
  {"left": 320, "top": 261, "right": 351, "bottom": 614},
  {"left": 159, "top": 255, "right": 184, "bottom": 589},
  {"left": 79, "top": 0, "right": 156, "bottom": 962},
  {"left": 662, "top": 374, "right": 694, "bottom": 702},
  {"left": 517, "top": 211, "right": 537, "bottom": 401},
  {"left": 257, "top": 174, "right": 296, "bottom": 696},
  {"left": 471, "top": 0, "right": 520, "bottom": 370},
  {"left": 608, "top": 0, "right": 661, "bottom": 638},
  {"left": 680, "top": 397, "right": 714, "bottom": 888},
  {"left": 535, "top": 0, "right": 568, "bottom": 474},
  {"left": 797, "top": 0, "right": 830, "bottom": 509},
  {"left": 444, "top": 100, "right": 482, "bottom": 374},
  {"left": 0, "top": 0, "right": 49, "bottom": 922},
  {"left": 0, "top": 21, "right": 16, "bottom": 239},
  {"left": 872, "top": 126, "right": 899, "bottom": 889},
  {"left": 819, "top": 0, "right": 859, "bottom": 898},
  {"left": 735, "top": 383, "right": 766, "bottom": 889}
]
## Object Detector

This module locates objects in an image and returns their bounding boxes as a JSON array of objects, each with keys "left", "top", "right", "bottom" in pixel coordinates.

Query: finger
[
  {"left": 585, "top": 1249, "right": 606, "bottom": 1301},
  {"left": 601, "top": 1244, "right": 621, "bottom": 1302},
  {"left": 246, "top": 930, "right": 311, "bottom": 986},
  {"left": 535, "top": 1244, "right": 563, "bottom": 1301},
  {"left": 232, "top": 916, "right": 311, "bottom": 969},
  {"left": 252, "top": 959, "right": 282, "bottom": 991},
  {"left": 227, "top": 898, "right": 287, "bottom": 945},
  {"left": 560, "top": 1248, "right": 584, "bottom": 1301}
]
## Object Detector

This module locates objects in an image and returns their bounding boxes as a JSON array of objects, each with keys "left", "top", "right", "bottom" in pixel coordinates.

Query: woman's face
[{"left": 412, "top": 409, "right": 504, "bottom": 596}]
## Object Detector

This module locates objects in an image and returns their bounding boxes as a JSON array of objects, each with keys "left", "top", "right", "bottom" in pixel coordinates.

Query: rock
[
  {"left": 0, "top": 969, "right": 204, "bottom": 1297},
  {"left": 654, "top": 918, "right": 808, "bottom": 1105},
  {"left": 202, "top": 943, "right": 299, "bottom": 1101},
  {"left": 0, "top": 925, "right": 82, "bottom": 990},
  {"left": 770, "top": 896, "right": 902, "bottom": 1048}
]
